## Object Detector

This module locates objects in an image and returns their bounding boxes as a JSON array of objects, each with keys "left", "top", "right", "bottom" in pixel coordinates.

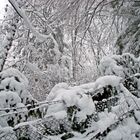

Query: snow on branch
[{"left": 8, "top": 0, "right": 58, "bottom": 46}]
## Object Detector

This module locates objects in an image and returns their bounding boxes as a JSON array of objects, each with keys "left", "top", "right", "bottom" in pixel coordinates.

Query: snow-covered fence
[
  {"left": 0, "top": 125, "right": 47, "bottom": 140},
  {"left": 0, "top": 109, "right": 138, "bottom": 140},
  {"left": 1, "top": 71, "right": 139, "bottom": 139},
  {"left": 0, "top": 127, "right": 17, "bottom": 140},
  {"left": 14, "top": 124, "right": 45, "bottom": 140},
  {"left": 34, "top": 117, "right": 71, "bottom": 135},
  {"left": 0, "top": 93, "right": 120, "bottom": 139},
  {"left": 0, "top": 100, "right": 63, "bottom": 117},
  {"left": 0, "top": 100, "right": 70, "bottom": 139},
  {"left": 0, "top": 115, "right": 70, "bottom": 140},
  {"left": 0, "top": 132, "right": 17, "bottom": 140},
  {"left": 0, "top": 96, "right": 119, "bottom": 119}
]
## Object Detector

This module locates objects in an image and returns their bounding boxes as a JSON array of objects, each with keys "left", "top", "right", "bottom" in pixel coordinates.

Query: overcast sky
[{"left": 0, "top": 0, "right": 8, "bottom": 19}]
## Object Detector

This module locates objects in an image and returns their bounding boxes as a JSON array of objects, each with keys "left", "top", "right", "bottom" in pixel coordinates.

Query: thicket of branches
[
  {"left": 0, "top": 0, "right": 122, "bottom": 100},
  {"left": 0, "top": 0, "right": 140, "bottom": 140}
]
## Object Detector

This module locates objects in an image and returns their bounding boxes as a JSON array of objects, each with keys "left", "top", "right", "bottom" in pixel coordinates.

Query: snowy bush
[
  {"left": 100, "top": 53, "right": 140, "bottom": 77},
  {"left": 43, "top": 69, "right": 140, "bottom": 139},
  {"left": 0, "top": 68, "right": 35, "bottom": 104},
  {"left": 45, "top": 83, "right": 96, "bottom": 135},
  {"left": 100, "top": 53, "right": 140, "bottom": 97},
  {"left": 0, "top": 68, "right": 39, "bottom": 128},
  {"left": 43, "top": 76, "right": 129, "bottom": 136},
  {"left": 90, "top": 53, "right": 140, "bottom": 140}
]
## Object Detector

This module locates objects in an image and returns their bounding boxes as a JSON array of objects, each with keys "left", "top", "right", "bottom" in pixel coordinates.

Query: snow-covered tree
[
  {"left": 6, "top": 0, "right": 118, "bottom": 101},
  {"left": 113, "top": 0, "right": 140, "bottom": 57},
  {"left": 0, "top": 0, "right": 139, "bottom": 140},
  {"left": 0, "top": 0, "right": 40, "bottom": 131},
  {"left": 7, "top": 0, "right": 73, "bottom": 100}
]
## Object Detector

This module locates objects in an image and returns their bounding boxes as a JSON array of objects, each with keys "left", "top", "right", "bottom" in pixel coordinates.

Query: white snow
[
  {"left": 94, "top": 75, "right": 122, "bottom": 89},
  {"left": 9, "top": 0, "right": 59, "bottom": 49},
  {"left": 46, "top": 83, "right": 95, "bottom": 121}
]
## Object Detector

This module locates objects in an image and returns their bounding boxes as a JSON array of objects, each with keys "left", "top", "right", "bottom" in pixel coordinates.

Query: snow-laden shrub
[
  {"left": 0, "top": 68, "right": 38, "bottom": 127},
  {"left": 90, "top": 53, "right": 140, "bottom": 140},
  {"left": 45, "top": 83, "right": 96, "bottom": 135},
  {"left": 44, "top": 76, "right": 132, "bottom": 136},
  {"left": 105, "top": 113, "right": 140, "bottom": 140},
  {"left": 100, "top": 53, "right": 140, "bottom": 97},
  {"left": 0, "top": 68, "right": 34, "bottom": 104},
  {"left": 100, "top": 53, "right": 140, "bottom": 77},
  {"left": 43, "top": 70, "right": 140, "bottom": 139}
]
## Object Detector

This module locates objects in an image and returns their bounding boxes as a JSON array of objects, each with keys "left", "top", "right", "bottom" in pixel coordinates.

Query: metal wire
[
  {"left": 0, "top": 100, "right": 63, "bottom": 118},
  {"left": 0, "top": 132, "right": 17, "bottom": 140},
  {"left": 0, "top": 88, "right": 120, "bottom": 140}
]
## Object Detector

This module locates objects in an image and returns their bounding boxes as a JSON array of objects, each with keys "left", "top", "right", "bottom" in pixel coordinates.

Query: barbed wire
[
  {"left": 0, "top": 85, "right": 124, "bottom": 140},
  {"left": 0, "top": 108, "right": 138, "bottom": 140},
  {"left": 0, "top": 92, "right": 119, "bottom": 119},
  {"left": 0, "top": 100, "right": 63, "bottom": 112},
  {"left": 0, "top": 100, "right": 63, "bottom": 118},
  {"left": 0, "top": 73, "right": 137, "bottom": 118}
]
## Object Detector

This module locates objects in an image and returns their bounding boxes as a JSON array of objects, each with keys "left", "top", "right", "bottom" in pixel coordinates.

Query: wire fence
[
  {"left": 0, "top": 132, "right": 17, "bottom": 140},
  {"left": 15, "top": 124, "right": 48, "bottom": 140},
  {"left": 0, "top": 116, "right": 71, "bottom": 140},
  {"left": 0, "top": 100, "right": 63, "bottom": 115},
  {"left": 0, "top": 88, "right": 120, "bottom": 140},
  {"left": 0, "top": 99, "right": 66, "bottom": 140},
  {"left": 0, "top": 125, "right": 48, "bottom": 140},
  {"left": 0, "top": 109, "right": 137, "bottom": 140}
]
